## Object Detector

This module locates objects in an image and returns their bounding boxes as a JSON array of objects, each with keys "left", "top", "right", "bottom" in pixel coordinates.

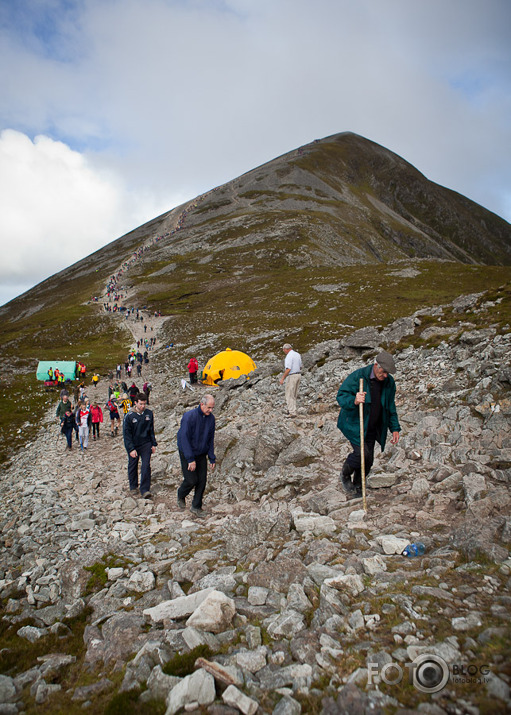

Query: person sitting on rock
[{"left": 336, "top": 350, "right": 401, "bottom": 498}]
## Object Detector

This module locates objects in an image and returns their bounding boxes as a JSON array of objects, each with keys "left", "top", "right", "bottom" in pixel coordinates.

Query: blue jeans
[
  {"left": 127, "top": 442, "right": 153, "bottom": 494},
  {"left": 63, "top": 427, "right": 73, "bottom": 448}
]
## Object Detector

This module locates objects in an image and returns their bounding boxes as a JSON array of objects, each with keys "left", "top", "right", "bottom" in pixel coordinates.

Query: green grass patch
[
  {"left": 161, "top": 644, "right": 212, "bottom": 677},
  {"left": 84, "top": 554, "right": 134, "bottom": 596},
  {"left": 0, "top": 606, "right": 93, "bottom": 677}
]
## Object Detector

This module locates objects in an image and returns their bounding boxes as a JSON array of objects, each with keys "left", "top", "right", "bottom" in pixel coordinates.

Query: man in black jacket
[{"left": 123, "top": 393, "right": 157, "bottom": 498}]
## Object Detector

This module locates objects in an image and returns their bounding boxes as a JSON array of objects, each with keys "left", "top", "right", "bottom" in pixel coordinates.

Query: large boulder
[{"left": 185, "top": 590, "right": 236, "bottom": 633}]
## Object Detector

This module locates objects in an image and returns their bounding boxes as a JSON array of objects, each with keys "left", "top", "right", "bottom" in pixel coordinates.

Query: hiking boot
[
  {"left": 142, "top": 491, "right": 152, "bottom": 499},
  {"left": 190, "top": 506, "right": 205, "bottom": 518},
  {"left": 177, "top": 497, "right": 186, "bottom": 510},
  {"left": 340, "top": 475, "right": 355, "bottom": 494},
  {"left": 340, "top": 461, "right": 355, "bottom": 493},
  {"left": 130, "top": 488, "right": 139, "bottom": 495}
]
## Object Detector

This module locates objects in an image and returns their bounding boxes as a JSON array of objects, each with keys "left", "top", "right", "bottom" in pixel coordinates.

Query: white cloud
[{"left": 0, "top": 129, "right": 178, "bottom": 304}]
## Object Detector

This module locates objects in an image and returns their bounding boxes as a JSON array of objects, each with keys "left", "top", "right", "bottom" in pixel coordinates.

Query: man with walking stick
[{"left": 336, "top": 351, "right": 401, "bottom": 500}]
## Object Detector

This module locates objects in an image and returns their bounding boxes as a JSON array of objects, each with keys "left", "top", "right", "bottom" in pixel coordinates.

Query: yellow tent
[{"left": 202, "top": 348, "right": 257, "bottom": 386}]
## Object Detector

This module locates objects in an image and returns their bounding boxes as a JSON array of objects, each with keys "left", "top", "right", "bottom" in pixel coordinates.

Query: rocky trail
[{"left": 1, "top": 293, "right": 510, "bottom": 714}]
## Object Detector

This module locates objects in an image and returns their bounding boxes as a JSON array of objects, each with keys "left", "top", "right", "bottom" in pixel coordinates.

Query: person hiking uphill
[
  {"left": 75, "top": 401, "right": 92, "bottom": 450},
  {"left": 336, "top": 350, "right": 401, "bottom": 497},
  {"left": 279, "top": 343, "right": 302, "bottom": 418},
  {"left": 188, "top": 357, "right": 199, "bottom": 384},
  {"left": 123, "top": 392, "right": 157, "bottom": 499},
  {"left": 60, "top": 408, "right": 75, "bottom": 450},
  {"left": 177, "top": 394, "right": 216, "bottom": 518},
  {"left": 105, "top": 396, "right": 120, "bottom": 436},
  {"left": 90, "top": 401, "right": 103, "bottom": 440}
]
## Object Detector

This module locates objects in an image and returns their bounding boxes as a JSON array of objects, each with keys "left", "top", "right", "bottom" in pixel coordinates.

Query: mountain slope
[{"left": 0, "top": 132, "right": 510, "bottom": 463}]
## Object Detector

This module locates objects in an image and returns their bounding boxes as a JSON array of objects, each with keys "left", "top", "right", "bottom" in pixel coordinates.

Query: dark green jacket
[
  {"left": 336, "top": 365, "right": 401, "bottom": 451},
  {"left": 56, "top": 400, "right": 73, "bottom": 420}
]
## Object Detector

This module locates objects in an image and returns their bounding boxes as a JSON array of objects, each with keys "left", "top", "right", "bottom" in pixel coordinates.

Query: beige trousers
[{"left": 285, "top": 373, "right": 301, "bottom": 415}]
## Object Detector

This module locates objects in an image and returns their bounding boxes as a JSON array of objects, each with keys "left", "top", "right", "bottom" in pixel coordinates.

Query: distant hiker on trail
[
  {"left": 123, "top": 392, "right": 157, "bottom": 499},
  {"left": 120, "top": 394, "right": 131, "bottom": 416},
  {"left": 92, "top": 373, "right": 100, "bottom": 388},
  {"left": 116, "top": 364, "right": 122, "bottom": 379},
  {"left": 188, "top": 357, "right": 199, "bottom": 384},
  {"left": 60, "top": 408, "right": 75, "bottom": 450},
  {"left": 136, "top": 363, "right": 142, "bottom": 377},
  {"left": 129, "top": 382, "right": 139, "bottom": 405},
  {"left": 142, "top": 381, "right": 152, "bottom": 404},
  {"left": 90, "top": 401, "right": 103, "bottom": 440},
  {"left": 279, "top": 343, "right": 302, "bottom": 418},
  {"left": 75, "top": 401, "right": 92, "bottom": 450},
  {"left": 177, "top": 394, "right": 216, "bottom": 518},
  {"left": 106, "top": 397, "right": 120, "bottom": 436},
  {"left": 337, "top": 350, "right": 401, "bottom": 498},
  {"left": 47, "top": 367, "right": 53, "bottom": 381},
  {"left": 56, "top": 393, "right": 73, "bottom": 421}
]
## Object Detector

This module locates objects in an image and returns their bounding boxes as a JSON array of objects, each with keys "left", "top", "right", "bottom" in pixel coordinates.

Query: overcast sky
[{"left": 1, "top": 0, "right": 510, "bottom": 306}]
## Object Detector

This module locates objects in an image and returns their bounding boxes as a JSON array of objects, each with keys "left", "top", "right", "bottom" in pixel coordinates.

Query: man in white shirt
[{"left": 279, "top": 343, "right": 302, "bottom": 418}]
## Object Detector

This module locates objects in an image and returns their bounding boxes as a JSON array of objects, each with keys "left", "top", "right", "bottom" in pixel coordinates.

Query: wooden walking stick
[{"left": 359, "top": 378, "right": 367, "bottom": 512}]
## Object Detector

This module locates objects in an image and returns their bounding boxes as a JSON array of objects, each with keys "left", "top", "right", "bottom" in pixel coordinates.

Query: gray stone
[
  {"left": 145, "top": 666, "right": 181, "bottom": 701},
  {"left": 486, "top": 672, "right": 510, "bottom": 701},
  {"left": 258, "top": 663, "right": 312, "bottom": 690},
  {"left": 128, "top": 570, "right": 155, "bottom": 593},
  {"left": 265, "top": 609, "right": 306, "bottom": 639},
  {"left": 186, "top": 590, "right": 236, "bottom": 633},
  {"left": 181, "top": 626, "right": 220, "bottom": 651},
  {"left": 165, "top": 668, "right": 215, "bottom": 715},
  {"left": 235, "top": 646, "right": 267, "bottom": 673},
  {"left": 247, "top": 586, "right": 268, "bottom": 605},
  {"left": 223, "top": 510, "right": 291, "bottom": 559},
  {"left": 143, "top": 588, "right": 214, "bottom": 622},
  {"left": 272, "top": 694, "right": 302, "bottom": 715},
  {"left": 362, "top": 554, "right": 387, "bottom": 575},
  {"left": 342, "top": 326, "right": 381, "bottom": 348},
  {"left": 367, "top": 473, "right": 398, "bottom": 488},
  {"left": 17, "top": 625, "right": 47, "bottom": 642},
  {"left": 376, "top": 535, "right": 410, "bottom": 555},
  {"left": 324, "top": 573, "right": 365, "bottom": 596},
  {"left": 222, "top": 684, "right": 259, "bottom": 715},
  {"left": 410, "top": 478, "right": 430, "bottom": 498},
  {"left": 462, "top": 473, "right": 487, "bottom": 504},
  {"left": 293, "top": 511, "right": 336, "bottom": 535},
  {"left": 247, "top": 557, "right": 307, "bottom": 592},
  {"left": 0, "top": 675, "right": 16, "bottom": 704},
  {"left": 451, "top": 613, "right": 482, "bottom": 631},
  {"left": 71, "top": 679, "right": 112, "bottom": 701},
  {"left": 286, "top": 583, "right": 313, "bottom": 613}
]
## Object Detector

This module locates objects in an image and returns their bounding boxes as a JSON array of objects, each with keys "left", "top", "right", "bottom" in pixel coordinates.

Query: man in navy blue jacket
[
  {"left": 123, "top": 392, "right": 157, "bottom": 498},
  {"left": 177, "top": 394, "right": 216, "bottom": 517}
]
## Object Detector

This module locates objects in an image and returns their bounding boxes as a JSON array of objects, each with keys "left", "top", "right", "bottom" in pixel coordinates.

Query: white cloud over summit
[
  {"left": 0, "top": 130, "right": 172, "bottom": 305},
  {"left": 0, "top": 0, "right": 510, "bottom": 305}
]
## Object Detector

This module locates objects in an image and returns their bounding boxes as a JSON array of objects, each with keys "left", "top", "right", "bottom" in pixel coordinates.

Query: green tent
[{"left": 36, "top": 361, "right": 77, "bottom": 382}]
